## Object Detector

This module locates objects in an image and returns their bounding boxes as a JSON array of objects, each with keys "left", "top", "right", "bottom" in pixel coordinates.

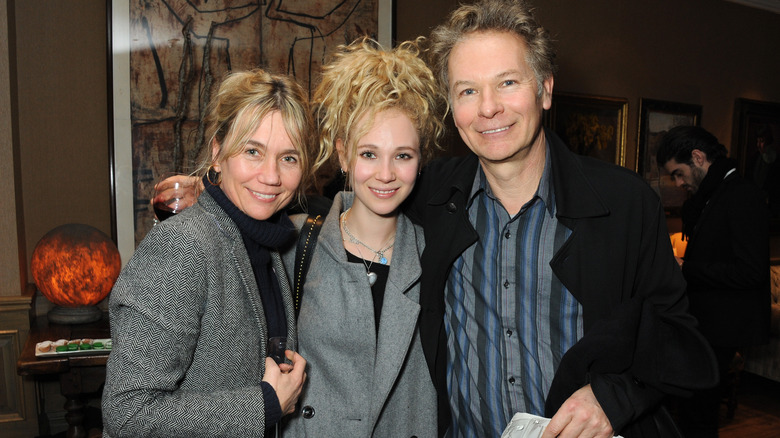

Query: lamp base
[{"left": 48, "top": 305, "right": 103, "bottom": 325}]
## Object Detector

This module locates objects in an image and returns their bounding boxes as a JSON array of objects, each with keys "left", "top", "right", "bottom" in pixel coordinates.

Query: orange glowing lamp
[
  {"left": 669, "top": 232, "right": 688, "bottom": 259},
  {"left": 31, "top": 224, "right": 121, "bottom": 324}
]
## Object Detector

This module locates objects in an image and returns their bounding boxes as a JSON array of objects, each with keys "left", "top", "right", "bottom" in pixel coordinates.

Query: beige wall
[
  {"left": 0, "top": 0, "right": 23, "bottom": 298},
  {"left": 535, "top": 0, "right": 780, "bottom": 166},
  {"left": 396, "top": 0, "right": 780, "bottom": 167},
  {"left": 14, "top": 0, "right": 111, "bottom": 281}
]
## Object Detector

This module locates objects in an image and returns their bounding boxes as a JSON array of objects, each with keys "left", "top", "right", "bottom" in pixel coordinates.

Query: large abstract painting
[{"left": 114, "top": 0, "right": 382, "bottom": 253}]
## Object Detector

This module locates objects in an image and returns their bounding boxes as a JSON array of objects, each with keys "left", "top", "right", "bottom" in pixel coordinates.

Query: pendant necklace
[
  {"left": 341, "top": 211, "right": 394, "bottom": 286},
  {"left": 355, "top": 246, "right": 379, "bottom": 286}
]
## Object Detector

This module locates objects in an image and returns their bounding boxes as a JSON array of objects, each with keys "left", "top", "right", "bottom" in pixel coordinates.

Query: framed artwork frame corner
[{"left": 544, "top": 92, "right": 629, "bottom": 167}]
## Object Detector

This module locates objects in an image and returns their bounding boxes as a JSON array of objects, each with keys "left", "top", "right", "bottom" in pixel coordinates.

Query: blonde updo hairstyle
[
  {"left": 198, "top": 69, "right": 327, "bottom": 201},
  {"left": 312, "top": 37, "right": 445, "bottom": 175}
]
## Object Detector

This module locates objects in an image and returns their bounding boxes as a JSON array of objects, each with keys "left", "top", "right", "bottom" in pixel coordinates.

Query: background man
[
  {"left": 747, "top": 125, "right": 780, "bottom": 218},
  {"left": 408, "top": 1, "right": 718, "bottom": 437},
  {"left": 656, "top": 125, "right": 770, "bottom": 437}
]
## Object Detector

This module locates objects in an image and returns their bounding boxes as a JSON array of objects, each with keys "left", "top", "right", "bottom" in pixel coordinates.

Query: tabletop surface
[{"left": 17, "top": 314, "right": 111, "bottom": 376}]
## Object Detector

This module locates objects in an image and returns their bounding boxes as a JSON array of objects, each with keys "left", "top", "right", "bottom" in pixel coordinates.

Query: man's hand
[
  {"left": 541, "top": 384, "right": 613, "bottom": 438},
  {"left": 154, "top": 174, "right": 203, "bottom": 194},
  {"left": 151, "top": 175, "right": 203, "bottom": 212}
]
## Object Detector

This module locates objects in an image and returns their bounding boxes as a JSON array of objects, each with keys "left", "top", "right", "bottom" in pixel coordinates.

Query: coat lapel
[
  {"left": 370, "top": 292, "right": 420, "bottom": 428},
  {"left": 547, "top": 128, "right": 610, "bottom": 222},
  {"left": 272, "top": 250, "right": 297, "bottom": 350},
  {"left": 200, "top": 192, "right": 269, "bottom": 353},
  {"left": 369, "top": 215, "right": 423, "bottom": 430},
  {"left": 228, "top": 226, "right": 269, "bottom": 355},
  {"left": 687, "top": 172, "right": 733, "bottom": 248},
  {"left": 546, "top": 129, "right": 609, "bottom": 307}
]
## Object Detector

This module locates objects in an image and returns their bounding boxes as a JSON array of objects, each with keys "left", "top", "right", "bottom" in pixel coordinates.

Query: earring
[{"left": 206, "top": 165, "right": 222, "bottom": 185}]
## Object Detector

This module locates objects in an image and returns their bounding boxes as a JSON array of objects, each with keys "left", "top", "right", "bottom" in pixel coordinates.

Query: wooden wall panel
[{"left": 0, "top": 294, "right": 37, "bottom": 437}]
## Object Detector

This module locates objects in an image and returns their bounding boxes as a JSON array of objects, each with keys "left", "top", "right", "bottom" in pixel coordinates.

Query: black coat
[
  {"left": 682, "top": 170, "right": 770, "bottom": 348},
  {"left": 406, "top": 129, "right": 718, "bottom": 437}
]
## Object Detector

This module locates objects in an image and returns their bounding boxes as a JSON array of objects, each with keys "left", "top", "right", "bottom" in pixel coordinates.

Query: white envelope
[
  {"left": 501, "top": 412, "right": 624, "bottom": 438},
  {"left": 501, "top": 413, "right": 550, "bottom": 438}
]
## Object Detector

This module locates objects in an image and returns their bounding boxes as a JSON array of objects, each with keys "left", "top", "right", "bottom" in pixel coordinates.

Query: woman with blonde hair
[
  {"left": 103, "top": 69, "right": 326, "bottom": 437},
  {"left": 281, "top": 37, "right": 444, "bottom": 437}
]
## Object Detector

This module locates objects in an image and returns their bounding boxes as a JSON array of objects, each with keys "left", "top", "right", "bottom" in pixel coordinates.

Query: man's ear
[
  {"left": 541, "top": 76, "right": 554, "bottom": 111},
  {"left": 691, "top": 149, "right": 708, "bottom": 167}
]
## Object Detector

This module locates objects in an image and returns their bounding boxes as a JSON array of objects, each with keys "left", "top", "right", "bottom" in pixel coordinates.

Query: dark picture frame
[
  {"left": 637, "top": 98, "right": 702, "bottom": 213},
  {"left": 732, "top": 98, "right": 780, "bottom": 232},
  {"left": 544, "top": 92, "right": 629, "bottom": 166}
]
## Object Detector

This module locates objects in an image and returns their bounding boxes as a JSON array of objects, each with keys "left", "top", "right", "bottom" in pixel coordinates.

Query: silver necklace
[
  {"left": 340, "top": 211, "right": 394, "bottom": 286},
  {"left": 340, "top": 212, "right": 395, "bottom": 264}
]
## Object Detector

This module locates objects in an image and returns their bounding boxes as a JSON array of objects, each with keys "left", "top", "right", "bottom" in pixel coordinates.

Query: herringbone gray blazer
[
  {"left": 281, "top": 192, "right": 437, "bottom": 437},
  {"left": 102, "top": 190, "right": 297, "bottom": 438}
]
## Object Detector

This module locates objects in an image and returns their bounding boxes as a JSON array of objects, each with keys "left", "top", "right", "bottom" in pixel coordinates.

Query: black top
[{"left": 346, "top": 250, "right": 390, "bottom": 334}]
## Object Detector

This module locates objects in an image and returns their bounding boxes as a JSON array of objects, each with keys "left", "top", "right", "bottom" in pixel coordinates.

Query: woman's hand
[{"left": 262, "top": 350, "right": 307, "bottom": 415}]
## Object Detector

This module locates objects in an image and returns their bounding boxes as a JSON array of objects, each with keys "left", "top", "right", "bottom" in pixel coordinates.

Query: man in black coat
[
  {"left": 406, "top": 1, "right": 718, "bottom": 437},
  {"left": 656, "top": 125, "right": 770, "bottom": 437}
]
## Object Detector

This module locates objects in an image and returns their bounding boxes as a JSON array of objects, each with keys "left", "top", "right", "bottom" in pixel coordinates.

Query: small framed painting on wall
[{"left": 544, "top": 92, "right": 629, "bottom": 166}]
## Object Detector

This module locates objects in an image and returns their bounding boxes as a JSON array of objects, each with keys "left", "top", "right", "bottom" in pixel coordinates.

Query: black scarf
[
  {"left": 681, "top": 156, "right": 736, "bottom": 239},
  {"left": 204, "top": 176, "right": 296, "bottom": 339}
]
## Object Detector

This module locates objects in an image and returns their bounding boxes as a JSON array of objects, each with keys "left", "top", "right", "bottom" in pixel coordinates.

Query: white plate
[{"left": 35, "top": 338, "right": 112, "bottom": 357}]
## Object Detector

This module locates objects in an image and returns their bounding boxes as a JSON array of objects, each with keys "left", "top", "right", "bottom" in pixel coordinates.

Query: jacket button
[
  {"left": 632, "top": 377, "right": 645, "bottom": 389},
  {"left": 446, "top": 202, "right": 457, "bottom": 213},
  {"left": 302, "top": 405, "right": 315, "bottom": 419}
]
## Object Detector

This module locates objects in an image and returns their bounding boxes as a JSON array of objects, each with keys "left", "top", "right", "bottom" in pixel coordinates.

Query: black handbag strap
[{"left": 293, "top": 214, "right": 324, "bottom": 319}]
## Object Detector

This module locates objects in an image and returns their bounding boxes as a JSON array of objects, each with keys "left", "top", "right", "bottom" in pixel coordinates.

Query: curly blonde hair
[
  {"left": 197, "top": 69, "right": 328, "bottom": 199},
  {"left": 312, "top": 37, "right": 445, "bottom": 173}
]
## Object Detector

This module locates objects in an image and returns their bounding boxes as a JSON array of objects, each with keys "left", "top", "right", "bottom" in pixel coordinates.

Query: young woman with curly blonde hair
[{"left": 281, "top": 37, "right": 444, "bottom": 437}]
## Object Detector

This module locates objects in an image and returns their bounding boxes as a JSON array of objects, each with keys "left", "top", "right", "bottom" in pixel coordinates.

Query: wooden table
[{"left": 17, "top": 315, "right": 111, "bottom": 438}]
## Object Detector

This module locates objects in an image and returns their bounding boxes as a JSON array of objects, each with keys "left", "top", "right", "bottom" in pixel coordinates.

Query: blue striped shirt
[{"left": 444, "top": 146, "right": 583, "bottom": 437}]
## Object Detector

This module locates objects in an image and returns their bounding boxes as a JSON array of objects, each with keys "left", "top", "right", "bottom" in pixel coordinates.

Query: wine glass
[{"left": 151, "top": 174, "right": 198, "bottom": 223}]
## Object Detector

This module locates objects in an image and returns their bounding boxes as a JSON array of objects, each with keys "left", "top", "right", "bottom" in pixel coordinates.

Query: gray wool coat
[
  {"left": 102, "top": 190, "right": 297, "bottom": 438},
  {"left": 281, "top": 192, "right": 437, "bottom": 438}
]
